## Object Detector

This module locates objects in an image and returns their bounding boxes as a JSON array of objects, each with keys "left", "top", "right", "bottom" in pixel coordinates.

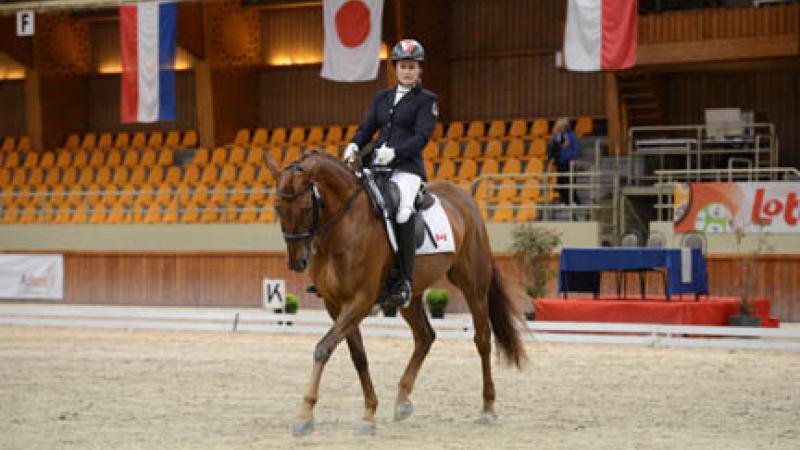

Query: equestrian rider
[{"left": 343, "top": 39, "right": 439, "bottom": 307}]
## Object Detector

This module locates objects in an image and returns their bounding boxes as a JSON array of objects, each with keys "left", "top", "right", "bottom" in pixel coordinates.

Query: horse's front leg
[{"left": 293, "top": 299, "right": 371, "bottom": 436}]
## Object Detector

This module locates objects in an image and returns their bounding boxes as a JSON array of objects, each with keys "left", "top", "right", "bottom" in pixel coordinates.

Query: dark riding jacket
[{"left": 350, "top": 84, "right": 438, "bottom": 181}]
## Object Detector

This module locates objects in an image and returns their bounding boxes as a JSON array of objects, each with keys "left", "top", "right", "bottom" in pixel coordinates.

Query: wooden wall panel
[
  {"left": 261, "top": 6, "right": 323, "bottom": 66},
  {"left": 450, "top": 56, "right": 606, "bottom": 121},
  {"left": 0, "top": 80, "right": 26, "bottom": 139},
  {"left": 639, "top": 4, "right": 799, "bottom": 44},
  {"left": 87, "top": 72, "right": 197, "bottom": 133},
  {"left": 211, "top": 68, "right": 259, "bottom": 145},
  {"left": 12, "top": 252, "right": 797, "bottom": 321},
  {"left": 258, "top": 64, "right": 387, "bottom": 128},
  {"left": 39, "top": 75, "right": 89, "bottom": 150},
  {"left": 664, "top": 71, "right": 800, "bottom": 169}
]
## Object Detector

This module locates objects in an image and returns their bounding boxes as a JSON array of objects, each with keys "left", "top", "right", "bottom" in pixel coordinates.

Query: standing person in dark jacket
[
  {"left": 344, "top": 39, "right": 438, "bottom": 307},
  {"left": 547, "top": 117, "right": 580, "bottom": 205}
]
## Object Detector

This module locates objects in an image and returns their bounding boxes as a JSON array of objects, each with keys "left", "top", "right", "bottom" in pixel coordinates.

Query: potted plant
[
  {"left": 285, "top": 293, "right": 299, "bottom": 314},
  {"left": 510, "top": 224, "right": 561, "bottom": 320},
  {"left": 729, "top": 224, "right": 771, "bottom": 327},
  {"left": 425, "top": 288, "right": 449, "bottom": 319}
]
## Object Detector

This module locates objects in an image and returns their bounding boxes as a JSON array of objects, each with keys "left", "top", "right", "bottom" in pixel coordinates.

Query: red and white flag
[
  {"left": 321, "top": 0, "right": 384, "bottom": 82},
  {"left": 564, "top": 0, "right": 637, "bottom": 72}
]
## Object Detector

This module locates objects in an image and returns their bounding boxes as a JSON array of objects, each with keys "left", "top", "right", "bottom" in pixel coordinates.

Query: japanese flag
[
  {"left": 564, "top": 0, "right": 637, "bottom": 71},
  {"left": 321, "top": 0, "right": 384, "bottom": 82}
]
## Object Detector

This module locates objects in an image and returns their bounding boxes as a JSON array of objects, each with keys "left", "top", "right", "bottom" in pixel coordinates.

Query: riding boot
[{"left": 386, "top": 215, "right": 416, "bottom": 307}]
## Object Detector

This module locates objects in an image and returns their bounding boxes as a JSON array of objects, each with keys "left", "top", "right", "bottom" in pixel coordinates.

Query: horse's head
[{"left": 266, "top": 150, "right": 357, "bottom": 273}]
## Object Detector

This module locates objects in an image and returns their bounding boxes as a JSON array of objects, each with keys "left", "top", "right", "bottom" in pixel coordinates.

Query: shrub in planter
[
  {"left": 425, "top": 288, "right": 449, "bottom": 319},
  {"left": 511, "top": 224, "right": 561, "bottom": 320},
  {"left": 285, "top": 294, "right": 299, "bottom": 314}
]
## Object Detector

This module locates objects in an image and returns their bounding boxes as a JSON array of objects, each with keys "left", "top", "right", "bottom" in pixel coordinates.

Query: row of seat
[
  {"left": 230, "top": 117, "right": 594, "bottom": 148},
  {"left": 1, "top": 136, "right": 32, "bottom": 153},
  {"left": 1, "top": 148, "right": 175, "bottom": 170},
  {"left": 2, "top": 202, "right": 275, "bottom": 225},
  {"left": 59, "top": 130, "right": 197, "bottom": 151}
]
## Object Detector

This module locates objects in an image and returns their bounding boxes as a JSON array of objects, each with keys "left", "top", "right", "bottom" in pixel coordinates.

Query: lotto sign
[
  {"left": 262, "top": 278, "right": 286, "bottom": 310},
  {"left": 674, "top": 182, "right": 800, "bottom": 234}
]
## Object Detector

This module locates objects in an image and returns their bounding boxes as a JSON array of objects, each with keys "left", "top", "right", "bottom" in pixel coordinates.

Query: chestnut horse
[{"left": 264, "top": 151, "right": 526, "bottom": 436}]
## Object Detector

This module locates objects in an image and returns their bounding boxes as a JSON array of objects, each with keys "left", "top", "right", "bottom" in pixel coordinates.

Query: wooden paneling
[
  {"left": 212, "top": 68, "right": 259, "bottom": 144},
  {"left": 0, "top": 80, "right": 26, "bottom": 138},
  {"left": 639, "top": 4, "right": 799, "bottom": 44},
  {"left": 450, "top": 55, "right": 606, "bottom": 121},
  {"left": 39, "top": 75, "right": 88, "bottom": 150},
  {"left": 16, "top": 251, "right": 798, "bottom": 321},
  {"left": 87, "top": 72, "right": 197, "bottom": 133},
  {"left": 258, "top": 64, "right": 387, "bottom": 127},
  {"left": 663, "top": 71, "right": 800, "bottom": 169},
  {"left": 261, "top": 6, "right": 323, "bottom": 66}
]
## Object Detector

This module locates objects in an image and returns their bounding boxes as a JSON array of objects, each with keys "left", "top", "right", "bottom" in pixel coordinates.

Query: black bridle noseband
[{"left": 277, "top": 164, "right": 362, "bottom": 246}]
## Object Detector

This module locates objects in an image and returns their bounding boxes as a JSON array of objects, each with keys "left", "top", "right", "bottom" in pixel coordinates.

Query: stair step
[
  {"left": 621, "top": 92, "right": 655, "bottom": 100},
  {"left": 626, "top": 103, "right": 660, "bottom": 110}
]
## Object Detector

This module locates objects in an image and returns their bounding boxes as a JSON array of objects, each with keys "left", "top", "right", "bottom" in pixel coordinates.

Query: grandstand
[{"left": 0, "top": 0, "right": 799, "bottom": 323}]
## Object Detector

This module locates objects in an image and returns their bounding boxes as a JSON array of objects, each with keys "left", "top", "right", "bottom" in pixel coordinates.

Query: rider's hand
[
  {"left": 343, "top": 143, "right": 359, "bottom": 163},
  {"left": 374, "top": 145, "right": 395, "bottom": 166}
]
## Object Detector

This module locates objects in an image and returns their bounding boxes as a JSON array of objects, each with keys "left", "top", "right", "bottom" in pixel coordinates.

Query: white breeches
[{"left": 390, "top": 171, "right": 422, "bottom": 224}]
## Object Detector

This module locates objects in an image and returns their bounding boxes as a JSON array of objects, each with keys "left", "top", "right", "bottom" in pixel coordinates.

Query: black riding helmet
[{"left": 391, "top": 39, "right": 425, "bottom": 62}]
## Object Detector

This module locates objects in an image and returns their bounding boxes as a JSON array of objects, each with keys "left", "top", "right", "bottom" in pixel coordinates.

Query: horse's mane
[{"left": 295, "top": 149, "right": 361, "bottom": 186}]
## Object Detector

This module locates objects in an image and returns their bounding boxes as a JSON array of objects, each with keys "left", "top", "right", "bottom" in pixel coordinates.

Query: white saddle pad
[{"left": 416, "top": 195, "right": 456, "bottom": 255}]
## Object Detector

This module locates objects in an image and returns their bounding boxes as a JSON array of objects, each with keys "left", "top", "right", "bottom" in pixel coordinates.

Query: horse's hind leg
[
  {"left": 448, "top": 263, "right": 497, "bottom": 424},
  {"left": 345, "top": 328, "right": 379, "bottom": 434},
  {"left": 395, "top": 294, "right": 435, "bottom": 421}
]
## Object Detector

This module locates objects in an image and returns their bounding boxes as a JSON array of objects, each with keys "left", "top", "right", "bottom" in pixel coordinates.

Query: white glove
[
  {"left": 374, "top": 144, "right": 395, "bottom": 166},
  {"left": 343, "top": 143, "right": 359, "bottom": 163}
]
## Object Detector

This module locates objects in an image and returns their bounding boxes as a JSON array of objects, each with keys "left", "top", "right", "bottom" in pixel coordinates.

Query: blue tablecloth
[{"left": 558, "top": 248, "right": 708, "bottom": 297}]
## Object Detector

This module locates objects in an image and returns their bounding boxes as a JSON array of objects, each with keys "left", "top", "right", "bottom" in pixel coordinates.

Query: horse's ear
[{"left": 263, "top": 148, "right": 281, "bottom": 182}]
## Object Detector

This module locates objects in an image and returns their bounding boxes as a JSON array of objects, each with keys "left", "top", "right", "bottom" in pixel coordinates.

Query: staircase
[{"left": 617, "top": 73, "right": 665, "bottom": 128}]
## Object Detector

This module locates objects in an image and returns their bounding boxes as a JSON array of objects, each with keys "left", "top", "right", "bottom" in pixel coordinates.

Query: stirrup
[{"left": 385, "top": 279, "right": 411, "bottom": 307}]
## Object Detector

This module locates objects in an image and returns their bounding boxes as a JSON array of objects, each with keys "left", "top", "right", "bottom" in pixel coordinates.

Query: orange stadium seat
[
  {"left": 270, "top": 127, "right": 287, "bottom": 145},
  {"left": 441, "top": 141, "right": 460, "bottom": 159},
  {"left": 344, "top": 125, "right": 358, "bottom": 143},
  {"left": 190, "top": 184, "right": 209, "bottom": 204},
  {"left": 143, "top": 204, "right": 162, "bottom": 224},
  {"left": 154, "top": 183, "right": 172, "bottom": 205},
  {"left": 73, "top": 150, "right": 89, "bottom": 167},
  {"left": 575, "top": 116, "right": 593, "bottom": 138},
  {"left": 306, "top": 127, "right": 324, "bottom": 145},
  {"left": 107, "top": 150, "right": 123, "bottom": 166},
  {"left": 55, "top": 150, "right": 72, "bottom": 168},
  {"left": 81, "top": 133, "right": 97, "bottom": 149},
  {"left": 458, "top": 159, "right": 478, "bottom": 180},
  {"left": 192, "top": 148, "right": 209, "bottom": 166},
  {"left": 0, "top": 169, "right": 10, "bottom": 186},
  {"left": 246, "top": 148, "right": 263, "bottom": 165},
  {"left": 200, "top": 203, "right": 221, "bottom": 223},
  {"left": 38, "top": 151, "right": 55, "bottom": 169},
  {"left": 131, "top": 132, "right": 147, "bottom": 148},
  {"left": 529, "top": 139, "right": 546, "bottom": 158},
  {"left": 114, "top": 132, "right": 130, "bottom": 149},
  {"left": 487, "top": 120, "right": 506, "bottom": 139},
  {"left": 175, "top": 183, "right": 191, "bottom": 204},
  {"left": 100, "top": 185, "right": 118, "bottom": 205},
  {"left": 229, "top": 182, "right": 247, "bottom": 204},
  {"left": 288, "top": 127, "right": 305, "bottom": 144},
  {"left": 3, "top": 204, "right": 21, "bottom": 224},
  {"left": 492, "top": 202, "right": 515, "bottom": 222},
  {"left": 201, "top": 166, "right": 218, "bottom": 184},
  {"left": 1, "top": 185, "right": 16, "bottom": 205},
  {"left": 483, "top": 140, "right": 504, "bottom": 160},
  {"left": 181, "top": 203, "right": 200, "bottom": 223},
  {"left": 423, "top": 142, "right": 439, "bottom": 160},
  {"left": 503, "top": 159, "right": 522, "bottom": 174},
  {"left": 466, "top": 121, "right": 485, "bottom": 139},
  {"left": 91, "top": 166, "right": 109, "bottom": 185},
  {"left": 164, "top": 166, "right": 181, "bottom": 184},
  {"left": 239, "top": 202, "right": 258, "bottom": 223},
  {"left": 123, "top": 150, "right": 139, "bottom": 167},
  {"left": 517, "top": 205, "right": 539, "bottom": 222},
  {"left": 16, "top": 136, "right": 31, "bottom": 152},
  {"left": 234, "top": 128, "right": 250, "bottom": 146},
  {"left": 181, "top": 130, "right": 197, "bottom": 148},
  {"left": 44, "top": 167, "right": 60, "bottom": 185},
  {"left": 1, "top": 136, "right": 14, "bottom": 152},
  {"left": 134, "top": 184, "right": 155, "bottom": 207},
  {"left": 524, "top": 157, "right": 545, "bottom": 175},
  {"left": 210, "top": 147, "right": 227, "bottom": 166},
  {"left": 89, "top": 205, "right": 107, "bottom": 224},
  {"left": 107, "top": 204, "right": 129, "bottom": 224},
  {"left": 70, "top": 204, "right": 88, "bottom": 224},
  {"left": 445, "top": 121, "right": 464, "bottom": 140},
  {"left": 28, "top": 168, "right": 44, "bottom": 185},
  {"left": 424, "top": 160, "right": 434, "bottom": 177},
  {"left": 481, "top": 159, "right": 499, "bottom": 175},
  {"left": 432, "top": 122, "right": 444, "bottom": 141},
  {"left": 156, "top": 151, "right": 174, "bottom": 171},
  {"left": 3, "top": 152, "right": 20, "bottom": 168},
  {"left": 325, "top": 126, "right": 343, "bottom": 145},
  {"left": 247, "top": 183, "right": 268, "bottom": 203},
  {"left": 130, "top": 204, "right": 148, "bottom": 224},
  {"left": 64, "top": 133, "right": 80, "bottom": 150},
  {"left": 436, "top": 159, "right": 456, "bottom": 180},
  {"left": 506, "top": 139, "right": 526, "bottom": 159},
  {"left": 462, "top": 140, "right": 482, "bottom": 159},
  {"left": 183, "top": 166, "right": 200, "bottom": 184},
  {"left": 98, "top": 132, "right": 113, "bottom": 149},
  {"left": 11, "top": 168, "right": 27, "bottom": 185},
  {"left": 111, "top": 167, "right": 128, "bottom": 185},
  {"left": 19, "top": 205, "right": 38, "bottom": 224},
  {"left": 87, "top": 150, "right": 104, "bottom": 167},
  {"left": 324, "top": 144, "right": 339, "bottom": 158},
  {"left": 229, "top": 146, "right": 245, "bottom": 165},
  {"left": 258, "top": 204, "right": 275, "bottom": 223},
  {"left": 252, "top": 128, "right": 268, "bottom": 147},
  {"left": 283, "top": 146, "right": 301, "bottom": 165},
  {"left": 162, "top": 202, "right": 179, "bottom": 224},
  {"left": 531, "top": 118, "right": 548, "bottom": 138},
  {"left": 219, "top": 165, "right": 237, "bottom": 184},
  {"left": 22, "top": 152, "right": 38, "bottom": 168},
  {"left": 146, "top": 166, "right": 163, "bottom": 185},
  {"left": 508, "top": 120, "right": 527, "bottom": 138},
  {"left": 164, "top": 130, "right": 180, "bottom": 148},
  {"left": 140, "top": 148, "right": 156, "bottom": 166},
  {"left": 209, "top": 183, "right": 227, "bottom": 204},
  {"left": 61, "top": 167, "right": 78, "bottom": 185}
]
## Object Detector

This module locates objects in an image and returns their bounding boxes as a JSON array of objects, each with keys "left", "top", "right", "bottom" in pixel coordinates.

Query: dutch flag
[{"left": 119, "top": 1, "right": 177, "bottom": 123}]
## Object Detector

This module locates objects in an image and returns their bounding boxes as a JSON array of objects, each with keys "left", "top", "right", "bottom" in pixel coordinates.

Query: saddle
[{"left": 361, "top": 168, "right": 437, "bottom": 250}]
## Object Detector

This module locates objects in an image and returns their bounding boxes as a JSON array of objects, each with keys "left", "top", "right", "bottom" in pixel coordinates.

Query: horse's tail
[{"left": 488, "top": 264, "right": 527, "bottom": 368}]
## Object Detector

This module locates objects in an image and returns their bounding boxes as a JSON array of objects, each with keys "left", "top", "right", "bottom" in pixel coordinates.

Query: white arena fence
[{"left": 1, "top": 304, "right": 798, "bottom": 352}]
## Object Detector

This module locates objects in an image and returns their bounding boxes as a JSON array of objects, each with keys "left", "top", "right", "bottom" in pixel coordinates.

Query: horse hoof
[
  {"left": 475, "top": 411, "right": 498, "bottom": 425},
  {"left": 292, "top": 419, "right": 314, "bottom": 436},
  {"left": 394, "top": 401, "right": 414, "bottom": 421},
  {"left": 354, "top": 420, "right": 377, "bottom": 435}
]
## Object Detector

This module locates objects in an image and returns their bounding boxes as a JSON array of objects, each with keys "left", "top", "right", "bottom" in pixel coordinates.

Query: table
[{"left": 558, "top": 248, "right": 708, "bottom": 300}]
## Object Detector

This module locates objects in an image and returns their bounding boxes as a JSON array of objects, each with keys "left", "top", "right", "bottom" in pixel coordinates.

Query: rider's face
[{"left": 395, "top": 60, "right": 421, "bottom": 87}]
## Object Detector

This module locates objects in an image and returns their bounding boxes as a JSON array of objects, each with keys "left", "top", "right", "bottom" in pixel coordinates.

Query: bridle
[{"left": 277, "top": 164, "right": 362, "bottom": 246}]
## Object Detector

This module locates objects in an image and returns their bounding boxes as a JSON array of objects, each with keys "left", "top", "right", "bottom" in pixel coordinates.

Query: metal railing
[{"left": 627, "top": 123, "right": 779, "bottom": 184}]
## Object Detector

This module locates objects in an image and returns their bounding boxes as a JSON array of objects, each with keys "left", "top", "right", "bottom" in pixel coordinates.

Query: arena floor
[{"left": 1, "top": 325, "right": 798, "bottom": 450}]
